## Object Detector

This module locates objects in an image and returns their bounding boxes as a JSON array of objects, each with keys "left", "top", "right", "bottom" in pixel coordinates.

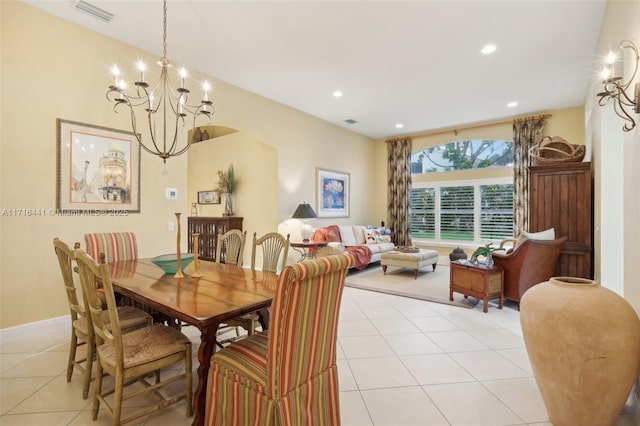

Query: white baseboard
[{"left": 0, "top": 315, "right": 67, "bottom": 343}]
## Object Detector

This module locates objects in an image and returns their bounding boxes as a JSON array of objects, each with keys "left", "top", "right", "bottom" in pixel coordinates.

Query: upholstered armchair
[
  {"left": 205, "top": 253, "right": 354, "bottom": 425},
  {"left": 492, "top": 236, "right": 567, "bottom": 303}
]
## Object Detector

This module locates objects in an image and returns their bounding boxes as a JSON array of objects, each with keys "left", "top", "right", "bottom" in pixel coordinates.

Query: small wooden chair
[
  {"left": 250, "top": 232, "right": 291, "bottom": 330},
  {"left": 251, "top": 231, "right": 290, "bottom": 273},
  {"left": 53, "top": 238, "right": 151, "bottom": 399},
  {"left": 215, "top": 229, "right": 247, "bottom": 266},
  {"left": 205, "top": 254, "right": 354, "bottom": 425},
  {"left": 74, "top": 248, "right": 193, "bottom": 424},
  {"left": 214, "top": 230, "right": 259, "bottom": 345}
]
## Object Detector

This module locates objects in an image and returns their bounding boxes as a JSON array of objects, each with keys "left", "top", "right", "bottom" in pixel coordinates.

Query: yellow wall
[
  {"left": 187, "top": 129, "right": 280, "bottom": 264},
  {"left": 0, "top": 2, "right": 375, "bottom": 328}
]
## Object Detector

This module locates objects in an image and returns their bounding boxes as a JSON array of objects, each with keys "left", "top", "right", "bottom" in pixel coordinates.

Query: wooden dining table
[{"left": 108, "top": 257, "right": 278, "bottom": 426}]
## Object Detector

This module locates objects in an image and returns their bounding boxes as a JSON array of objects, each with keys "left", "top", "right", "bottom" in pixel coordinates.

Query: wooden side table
[
  {"left": 449, "top": 261, "right": 504, "bottom": 313},
  {"left": 290, "top": 241, "right": 328, "bottom": 262}
]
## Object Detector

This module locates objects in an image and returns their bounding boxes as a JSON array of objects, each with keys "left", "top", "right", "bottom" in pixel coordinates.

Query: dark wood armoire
[
  {"left": 529, "top": 162, "right": 593, "bottom": 279},
  {"left": 187, "top": 216, "right": 243, "bottom": 261}
]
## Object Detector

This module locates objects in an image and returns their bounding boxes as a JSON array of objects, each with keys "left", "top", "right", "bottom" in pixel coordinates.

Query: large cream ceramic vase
[{"left": 520, "top": 277, "right": 640, "bottom": 426}]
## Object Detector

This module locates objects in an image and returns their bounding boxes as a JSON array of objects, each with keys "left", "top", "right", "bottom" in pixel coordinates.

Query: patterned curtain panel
[
  {"left": 386, "top": 137, "right": 412, "bottom": 246},
  {"left": 513, "top": 118, "right": 546, "bottom": 236}
]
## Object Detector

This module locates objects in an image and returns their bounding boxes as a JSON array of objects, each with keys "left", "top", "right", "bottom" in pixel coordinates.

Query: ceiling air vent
[
  {"left": 73, "top": 0, "right": 114, "bottom": 23},
  {"left": 344, "top": 119, "right": 357, "bottom": 124}
]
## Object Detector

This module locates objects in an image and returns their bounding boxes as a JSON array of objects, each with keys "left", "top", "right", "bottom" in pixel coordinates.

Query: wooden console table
[{"left": 449, "top": 261, "right": 504, "bottom": 313}]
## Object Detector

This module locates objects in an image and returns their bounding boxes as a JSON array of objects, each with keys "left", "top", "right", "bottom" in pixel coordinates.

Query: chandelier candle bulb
[
  {"left": 136, "top": 60, "right": 145, "bottom": 83},
  {"left": 111, "top": 65, "right": 119, "bottom": 86},
  {"left": 179, "top": 68, "right": 187, "bottom": 89}
]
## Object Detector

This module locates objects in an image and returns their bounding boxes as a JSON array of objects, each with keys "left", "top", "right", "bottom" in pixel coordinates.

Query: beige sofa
[{"left": 311, "top": 225, "right": 395, "bottom": 268}]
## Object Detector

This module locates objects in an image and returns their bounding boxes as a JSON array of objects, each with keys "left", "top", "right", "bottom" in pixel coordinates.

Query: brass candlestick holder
[
  {"left": 191, "top": 232, "right": 203, "bottom": 277},
  {"left": 174, "top": 212, "right": 183, "bottom": 278}
]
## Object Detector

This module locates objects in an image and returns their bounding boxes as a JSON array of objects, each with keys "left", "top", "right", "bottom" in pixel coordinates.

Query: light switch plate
[{"left": 165, "top": 188, "right": 178, "bottom": 200}]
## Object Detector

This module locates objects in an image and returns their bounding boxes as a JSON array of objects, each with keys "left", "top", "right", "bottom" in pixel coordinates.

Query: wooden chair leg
[
  {"left": 113, "top": 374, "right": 124, "bottom": 426},
  {"left": 92, "top": 363, "right": 103, "bottom": 420},
  {"left": 67, "top": 332, "right": 77, "bottom": 382},
  {"left": 82, "top": 335, "right": 95, "bottom": 400}
]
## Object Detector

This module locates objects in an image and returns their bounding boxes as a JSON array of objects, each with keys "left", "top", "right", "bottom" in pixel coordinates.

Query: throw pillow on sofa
[
  {"left": 363, "top": 228, "right": 377, "bottom": 244},
  {"left": 339, "top": 225, "right": 357, "bottom": 246},
  {"left": 352, "top": 225, "right": 367, "bottom": 245}
]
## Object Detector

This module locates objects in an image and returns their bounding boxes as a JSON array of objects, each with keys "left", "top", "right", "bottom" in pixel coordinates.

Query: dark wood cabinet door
[{"left": 529, "top": 162, "right": 593, "bottom": 278}]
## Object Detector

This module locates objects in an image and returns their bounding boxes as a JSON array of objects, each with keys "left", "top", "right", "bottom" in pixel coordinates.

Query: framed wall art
[
  {"left": 316, "top": 168, "right": 350, "bottom": 218},
  {"left": 197, "top": 190, "right": 221, "bottom": 204},
  {"left": 56, "top": 119, "right": 141, "bottom": 212}
]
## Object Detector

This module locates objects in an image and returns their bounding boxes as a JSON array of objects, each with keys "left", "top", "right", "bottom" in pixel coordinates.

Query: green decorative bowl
[{"left": 151, "top": 253, "right": 195, "bottom": 274}]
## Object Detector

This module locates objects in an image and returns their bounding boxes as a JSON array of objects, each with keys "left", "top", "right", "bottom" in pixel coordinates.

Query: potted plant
[
  {"left": 471, "top": 242, "right": 504, "bottom": 266},
  {"left": 216, "top": 164, "right": 236, "bottom": 216}
]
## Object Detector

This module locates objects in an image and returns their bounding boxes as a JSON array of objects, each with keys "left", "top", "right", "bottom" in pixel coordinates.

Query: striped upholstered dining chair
[
  {"left": 84, "top": 232, "right": 138, "bottom": 264},
  {"left": 205, "top": 253, "right": 354, "bottom": 425},
  {"left": 84, "top": 232, "right": 174, "bottom": 324}
]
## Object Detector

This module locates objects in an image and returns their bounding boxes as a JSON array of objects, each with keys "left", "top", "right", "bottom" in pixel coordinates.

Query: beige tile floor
[{"left": 1, "top": 284, "right": 637, "bottom": 425}]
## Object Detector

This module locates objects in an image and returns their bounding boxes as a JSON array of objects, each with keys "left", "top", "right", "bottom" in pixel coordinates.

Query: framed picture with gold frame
[
  {"left": 56, "top": 119, "right": 141, "bottom": 212},
  {"left": 316, "top": 168, "right": 350, "bottom": 218}
]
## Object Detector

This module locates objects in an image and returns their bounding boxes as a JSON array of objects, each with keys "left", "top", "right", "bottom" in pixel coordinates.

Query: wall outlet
[{"left": 168, "top": 222, "right": 175, "bottom": 232}]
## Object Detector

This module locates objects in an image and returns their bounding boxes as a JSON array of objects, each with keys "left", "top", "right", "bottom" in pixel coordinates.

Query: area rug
[{"left": 344, "top": 261, "right": 479, "bottom": 309}]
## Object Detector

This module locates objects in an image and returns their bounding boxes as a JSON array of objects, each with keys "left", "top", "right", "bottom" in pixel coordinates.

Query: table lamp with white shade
[{"left": 291, "top": 202, "right": 317, "bottom": 242}]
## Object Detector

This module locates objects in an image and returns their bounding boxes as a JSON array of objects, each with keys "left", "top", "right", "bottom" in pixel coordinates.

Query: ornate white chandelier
[{"left": 106, "top": 0, "right": 213, "bottom": 162}]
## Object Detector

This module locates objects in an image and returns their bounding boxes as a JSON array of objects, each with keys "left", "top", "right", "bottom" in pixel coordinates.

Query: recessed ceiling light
[
  {"left": 395, "top": 123, "right": 404, "bottom": 129},
  {"left": 507, "top": 101, "right": 518, "bottom": 108},
  {"left": 481, "top": 44, "right": 497, "bottom": 54},
  {"left": 333, "top": 90, "right": 343, "bottom": 98}
]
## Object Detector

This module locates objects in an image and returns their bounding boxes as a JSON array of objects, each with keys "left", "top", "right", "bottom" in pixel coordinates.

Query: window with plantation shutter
[
  {"left": 440, "top": 186, "right": 474, "bottom": 241},
  {"left": 480, "top": 184, "right": 514, "bottom": 241},
  {"left": 410, "top": 187, "right": 435, "bottom": 239},
  {"left": 410, "top": 177, "right": 513, "bottom": 245}
]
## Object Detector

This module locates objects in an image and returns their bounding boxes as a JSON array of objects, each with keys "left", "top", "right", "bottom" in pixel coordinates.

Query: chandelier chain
[{"left": 162, "top": 0, "right": 167, "bottom": 62}]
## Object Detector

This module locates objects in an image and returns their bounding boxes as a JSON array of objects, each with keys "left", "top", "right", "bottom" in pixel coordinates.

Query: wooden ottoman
[{"left": 380, "top": 249, "right": 439, "bottom": 279}]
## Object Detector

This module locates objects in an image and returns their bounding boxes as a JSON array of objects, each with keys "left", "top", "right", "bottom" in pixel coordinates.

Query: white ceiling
[{"left": 24, "top": 0, "right": 608, "bottom": 139}]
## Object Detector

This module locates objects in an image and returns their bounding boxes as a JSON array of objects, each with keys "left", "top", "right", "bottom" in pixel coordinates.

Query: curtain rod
[{"left": 387, "top": 114, "right": 552, "bottom": 141}]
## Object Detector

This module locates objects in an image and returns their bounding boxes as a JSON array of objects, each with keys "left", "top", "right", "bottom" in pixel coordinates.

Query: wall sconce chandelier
[
  {"left": 597, "top": 40, "right": 640, "bottom": 132},
  {"left": 106, "top": 0, "right": 213, "bottom": 162}
]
